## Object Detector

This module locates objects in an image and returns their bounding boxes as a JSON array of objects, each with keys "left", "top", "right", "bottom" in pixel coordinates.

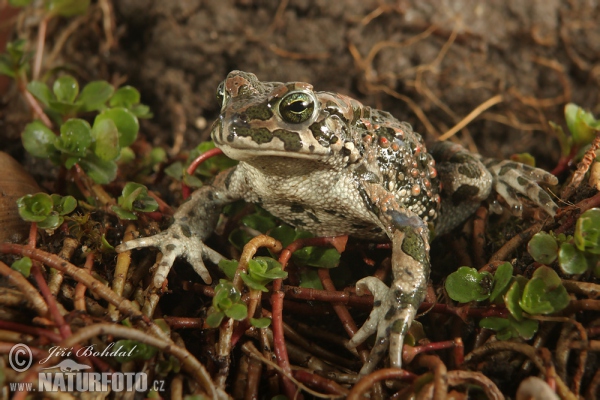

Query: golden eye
[{"left": 278, "top": 92, "right": 315, "bottom": 124}]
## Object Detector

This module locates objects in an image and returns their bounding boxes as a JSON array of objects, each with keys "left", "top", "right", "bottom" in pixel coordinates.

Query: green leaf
[
  {"left": 559, "top": 242, "right": 589, "bottom": 275},
  {"left": 129, "top": 104, "right": 153, "bottom": 118},
  {"left": 250, "top": 317, "right": 271, "bottom": 328},
  {"left": 489, "top": 262, "right": 513, "bottom": 303},
  {"left": 224, "top": 303, "right": 248, "bottom": 320},
  {"left": 574, "top": 208, "right": 600, "bottom": 255},
  {"left": 45, "top": 0, "right": 90, "bottom": 17},
  {"left": 22, "top": 121, "right": 57, "bottom": 158},
  {"left": 0, "top": 56, "right": 15, "bottom": 78},
  {"left": 565, "top": 103, "right": 598, "bottom": 147},
  {"left": 109, "top": 86, "right": 140, "bottom": 108},
  {"left": 248, "top": 257, "right": 288, "bottom": 280},
  {"left": 269, "top": 224, "right": 298, "bottom": 248},
  {"left": 78, "top": 80, "right": 114, "bottom": 112},
  {"left": 51, "top": 194, "right": 76, "bottom": 215},
  {"left": 242, "top": 213, "right": 277, "bottom": 233},
  {"left": 9, "top": 0, "right": 34, "bottom": 6},
  {"left": 206, "top": 310, "right": 225, "bottom": 328},
  {"left": 36, "top": 213, "right": 62, "bottom": 230},
  {"left": 11, "top": 257, "right": 32, "bottom": 277},
  {"left": 240, "top": 272, "right": 269, "bottom": 292},
  {"left": 528, "top": 232, "right": 558, "bottom": 265},
  {"left": 55, "top": 118, "right": 93, "bottom": 156},
  {"left": 53, "top": 75, "right": 79, "bottom": 103},
  {"left": 298, "top": 268, "right": 323, "bottom": 289},
  {"left": 92, "top": 118, "right": 120, "bottom": 161},
  {"left": 292, "top": 246, "right": 341, "bottom": 269},
  {"left": 218, "top": 259, "right": 239, "bottom": 280},
  {"left": 111, "top": 206, "right": 137, "bottom": 220},
  {"left": 95, "top": 107, "right": 139, "bottom": 147},
  {"left": 116, "top": 182, "right": 158, "bottom": 213},
  {"left": 504, "top": 277, "right": 526, "bottom": 321},
  {"left": 228, "top": 228, "right": 254, "bottom": 251},
  {"left": 511, "top": 318, "right": 539, "bottom": 340},
  {"left": 520, "top": 266, "right": 570, "bottom": 315},
  {"left": 78, "top": 154, "right": 117, "bottom": 184},
  {"left": 17, "top": 193, "right": 53, "bottom": 222},
  {"left": 164, "top": 161, "right": 184, "bottom": 181},
  {"left": 27, "top": 81, "right": 54, "bottom": 106},
  {"left": 479, "top": 316, "right": 510, "bottom": 331},
  {"left": 445, "top": 267, "right": 492, "bottom": 303},
  {"left": 113, "top": 340, "right": 158, "bottom": 363}
]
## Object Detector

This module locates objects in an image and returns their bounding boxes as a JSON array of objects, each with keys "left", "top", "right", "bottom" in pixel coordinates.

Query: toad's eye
[
  {"left": 278, "top": 92, "right": 315, "bottom": 124},
  {"left": 216, "top": 81, "right": 226, "bottom": 107}
]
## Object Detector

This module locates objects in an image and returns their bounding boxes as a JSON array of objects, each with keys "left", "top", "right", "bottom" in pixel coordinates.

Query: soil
[
  {"left": 1, "top": 0, "right": 600, "bottom": 398},
  {"left": 5, "top": 0, "right": 600, "bottom": 169}
]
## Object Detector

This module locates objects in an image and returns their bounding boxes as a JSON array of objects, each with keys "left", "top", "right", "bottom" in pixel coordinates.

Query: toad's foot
[
  {"left": 347, "top": 276, "right": 422, "bottom": 374},
  {"left": 485, "top": 159, "right": 559, "bottom": 216},
  {"left": 116, "top": 225, "right": 224, "bottom": 287},
  {"left": 347, "top": 228, "right": 429, "bottom": 375}
]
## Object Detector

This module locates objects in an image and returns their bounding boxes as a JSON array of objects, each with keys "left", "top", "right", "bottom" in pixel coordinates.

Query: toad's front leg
[
  {"left": 116, "top": 167, "right": 245, "bottom": 287},
  {"left": 347, "top": 185, "right": 431, "bottom": 374}
]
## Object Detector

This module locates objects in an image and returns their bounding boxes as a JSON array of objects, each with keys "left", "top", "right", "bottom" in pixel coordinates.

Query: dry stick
[
  {"left": 48, "top": 237, "right": 79, "bottom": 296},
  {"left": 215, "top": 236, "right": 283, "bottom": 389},
  {"left": 489, "top": 222, "right": 544, "bottom": 263},
  {"left": 561, "top": 129, "right": 600, "bottom": 200},
  {"left": 0, "top": 261, "right": 48, "bottom": 316},
  {"left": 417, "top": 354, "right": 448, "bottom": 400},
  {"left": 346, "top": 368, "right": 415, "bottom": 400},
  {"left": 32, "top": 16, "right": 48, "bottom": 81},
  {"left": 438, "top": 95, "right": 504, "bottom": 141},
  {"left": 58, "top": 324, "right": 224, "bottom": 400},
  {"left": 241, "top": 341, "right": 340, "bottom": 399},
  {"left": 534, "top": 316, "right": 588, "bottom": 396},
  {"left": 0, "top": 244, "right": 166, "bottom": 338},
  {"left": 74, "top": 252, "right": 94, "bottom": 311},
  {"left": 446, "top": 370, "right": 504, "bottom": 400},
  {"left": 108, "top": 223, "right": 136, "bottom": 320},
  {"left": 464, "top": 341, "right": 576, "bottom": 400}
]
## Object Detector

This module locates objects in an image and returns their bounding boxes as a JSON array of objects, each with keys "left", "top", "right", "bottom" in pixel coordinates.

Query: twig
[
  {"left": 0, "top": 260, "right": 48, "bottom": 316},
  {"left": 438, "top": 94, "right": 504, "bottom": 141}
]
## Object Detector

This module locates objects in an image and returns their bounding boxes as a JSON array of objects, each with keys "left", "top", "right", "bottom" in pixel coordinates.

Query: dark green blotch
[
  {"left": 451, "top": 184, "right": 480, "bottom": 205},
  {"left": 273, "top": 129, "right": 302, "bottom": 151},
  {"left": 516, "top": 176, "right": 528, "bottom": 186},
  {"left": 181, "top": 225, "right": 192, "bottom": 238},
  {"left": 457, "top": 164, "right": 482, "bottom": 179},
  {"left": 499, "top": 163, "right": 518, "bottom": 176},
  {"left": 400, "top": 227, "right": 428, "bottom": 266},
  {"left": 245, "top": 104, "right": 273, "bottom": 121}
]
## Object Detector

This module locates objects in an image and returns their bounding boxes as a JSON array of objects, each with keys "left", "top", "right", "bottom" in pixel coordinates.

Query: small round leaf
[
  {"left": 22, "top": 121, "right": 57, "bottom": 158},
  {"left": 17, "top": 193, "right": 53, "bottom": 222},
  {"left": 574, "top": 208, "right": 600, "bottom": 254},
  {"left": 79, "top": 81, "right": 114, "bottom": 112},
  {"left": 95, "top": 107, "right": 139, "bottom": 147},
  {"left": 53, "top": 75, "right": 79, "bottom": 103},
  {"left": 109, "top": 86, "right": 140, "bottom": 108},
  {"left": 92, "top": 118, "right": 120, "bottom": 161},
  {"left": 527, "top": 232, "right": 558, "bottom": 265},
  {"left": 55, "top": 118, "right": 92, "bottom": 156},
  {"left": 445, "top": 267, "right": 492, "bottom": 303},
  {"left": 27, "top": 81, "right": 53, "bottom": 106},
  {"left": 559, "top": 242, "right": 589, "bottom": 275}
]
